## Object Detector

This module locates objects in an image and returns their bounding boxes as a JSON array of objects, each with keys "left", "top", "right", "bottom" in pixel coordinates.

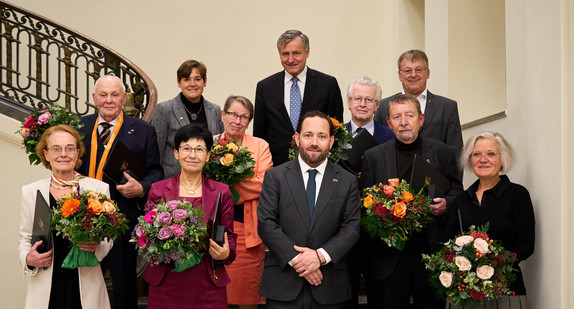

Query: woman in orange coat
[{"left": 216, "top": 95, "right": 273, "bottom": 309}]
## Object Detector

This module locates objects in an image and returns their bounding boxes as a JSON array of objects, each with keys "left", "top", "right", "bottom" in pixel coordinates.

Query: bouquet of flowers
[
  {"left": 132, "top": 200, "right": 208, "bottom": 272},
  {"left": 52, "top": 189, "right": 128, "bottom": 269},
  {"left": 17, "top": 103, "right": 84, "bottom": 165},
  {"left": 289, "top": 116, "right": 352, "bottom": 163},
  {"left": 422, "top": 224, "right": 517, "bottom": 306},
  {"left": 203, "top": 137, "right": 255, "bottom": 202},
  {"left": 361, "top": 178, "right": 433, "bottom": 250}
]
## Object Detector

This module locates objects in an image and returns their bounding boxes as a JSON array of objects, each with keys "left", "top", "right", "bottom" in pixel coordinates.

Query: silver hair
[
  {"left": 94, "top": 74, "right": 126, "bottom": 93},
  {"left": 346, "top": 76, "right": 382, "bottom": 102},
  {"left": 277, "top": 29, "right": 310, "bottom": 52},
  {"left": 459, "top": 131, "right": 516, "bottom": 173}
]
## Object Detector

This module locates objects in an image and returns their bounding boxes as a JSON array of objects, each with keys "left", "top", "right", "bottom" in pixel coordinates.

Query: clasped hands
[{"left": 291, "top": 245, "right": 325, "bottom": 286}]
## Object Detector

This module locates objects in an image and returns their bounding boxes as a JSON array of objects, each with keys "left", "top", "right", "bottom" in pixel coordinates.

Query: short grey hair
[
  {"left": 460, "top": 131, "right": 516, "bottom": 173},
  {"left": 346, "top": 76, "right": 382, "bottom": 102},
  {"left": 277, "top": 29, "right": 310, "bottom": 52}
]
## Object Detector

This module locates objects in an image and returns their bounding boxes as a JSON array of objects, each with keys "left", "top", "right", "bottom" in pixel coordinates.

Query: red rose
[{"left": 470, "top": 290, "right": 486, "bottom": 301}]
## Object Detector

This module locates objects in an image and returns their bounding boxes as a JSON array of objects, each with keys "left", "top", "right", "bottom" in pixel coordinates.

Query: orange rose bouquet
[
  {"left": 361, "top": 178, "right": 433, "bottom": 250},
  {"left": 51, "top": 189, "right": 128, "bottom": 268},
  {"left": 289, "top": 116, "right": 352, "bottom": 163},
  {"left": 203, "top": 137, "right": 255, "bottom": 202},
  {"left": 422, "top": 224, "right": 517, "bottom": 306}
]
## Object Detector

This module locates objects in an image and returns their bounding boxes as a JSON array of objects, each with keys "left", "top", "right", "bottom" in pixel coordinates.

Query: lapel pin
[
  {"left": 332, "top": 178, "right": 338, "bottom": 183},
  {"left": 179, "top": 117, "right": 184, "bottom": 120},
  {"left": 128, "top": 129, "right": 135, "bottom": 134},
  {"left": 426, "top": 159, "right": 431, "bottom": 163}
]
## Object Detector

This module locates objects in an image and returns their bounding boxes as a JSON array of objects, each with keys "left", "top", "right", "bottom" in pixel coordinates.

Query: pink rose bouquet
[
  {"left": 131, "top": 199, "right": 208, "bottom": 272},
  {"left": 17, "top": 103, "right": 84, "bottom": 165},
  {"left": 360, "top": 178, "right": 433, "bottom": 250},
  {"left": 422, "top": 224, "right": 518, "bottom": 306}
]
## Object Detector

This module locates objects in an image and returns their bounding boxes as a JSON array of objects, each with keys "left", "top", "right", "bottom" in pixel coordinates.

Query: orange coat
[{"left": 232, "top": 134, "right": 273, "bottom": 248}]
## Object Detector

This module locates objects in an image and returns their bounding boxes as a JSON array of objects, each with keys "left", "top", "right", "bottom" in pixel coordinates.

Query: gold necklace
[{"left": 181, "top": 180, "right": 202, "bottom": 195}]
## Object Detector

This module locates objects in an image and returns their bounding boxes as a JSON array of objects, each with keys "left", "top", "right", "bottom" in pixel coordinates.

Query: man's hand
[
  {"left": 430, "top": 197, "right": 447, "bottom": 216},
  {"left": 116, "top": 172, "right": 144, "bottom": 199},
  {"left": 292, "top": 245, "right": 321, "bottom": 277},
  {"left": 303, "top": 269, "right": 323, "bottom": 286}
]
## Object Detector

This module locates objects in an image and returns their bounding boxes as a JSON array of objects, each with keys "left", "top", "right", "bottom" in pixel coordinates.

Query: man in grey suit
[
  {"left": 258, "top": 111, "right": 360, "bottom": 308},
  {"left": 360, "top": 94, "right": 463, "bottom": 308},
  {"left": 152, "top": 59, "right": 224, "bottom": 179},
  {"left": 373, "top": 50, "right": 463, "bottom": 150},
  {"left": 254, "top": 30, "right": 344, "bottom": 166}
]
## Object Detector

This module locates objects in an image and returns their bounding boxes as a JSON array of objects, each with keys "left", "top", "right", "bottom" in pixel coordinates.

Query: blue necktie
[
  {"left": 290, "top": 77, "right": 301, "bottom": 131},
  {"left": 306, "top": 169, "right": 318, "bottom": 218}
]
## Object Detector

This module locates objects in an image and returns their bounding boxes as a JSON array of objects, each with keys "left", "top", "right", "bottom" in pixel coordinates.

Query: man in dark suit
[
  {"left": 77, "top": 75, "right": 163, "bottom": 309},
  {"left": 254, "top": 29, "right": 344, "bottom": 166},
  {"left": 360, "top": 94, "right": 463, "bottom": 308},
  {"left": 344, "top": 76, "right": 394, "bottom": 143},
  {"left": 373, "top": 50, "right": 463, "bottom": 150},
  {"left": 258, "top": 111, "right": 360, "bottom": 308}
]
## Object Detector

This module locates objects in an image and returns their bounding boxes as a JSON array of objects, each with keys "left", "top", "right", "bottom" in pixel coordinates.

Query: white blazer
[{"left": 18, "top": 177, "right": 113, "bottom": 309}]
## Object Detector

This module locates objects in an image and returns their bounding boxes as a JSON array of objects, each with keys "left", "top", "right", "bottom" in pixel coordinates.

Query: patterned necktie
[
  {"left": 100, "top": 122, "right": 111, "bottom": 145},
  {"left": 290, "top": 77, "right": 301, "bottom": 131},
  {"left": 306, "top": 169, "right": 318, "bottom": 218}
]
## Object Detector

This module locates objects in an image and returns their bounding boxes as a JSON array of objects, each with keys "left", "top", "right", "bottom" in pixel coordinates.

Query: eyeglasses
[
  {"left": 179, "top": 146, "right": 207, "bottom": 156},
  {"left": 224, "top": 111, "right": 250, "bottom": 123},
  {"left": 470, "top": 152, "right": 500, "bottom": 159},
  {"left": 47, "top": 145, "right": 77, "bottom": 154},
  {"left": 351, "top": 97, "right": 376, "bottom": 105},
  {"left": 400, "top": 67, "right": 427, "bottom": 76}
]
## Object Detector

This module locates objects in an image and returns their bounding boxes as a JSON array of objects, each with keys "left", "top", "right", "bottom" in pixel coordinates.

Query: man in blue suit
[
  {"left": 345, "top": 76, "right": 394, "bottom": 144},
  {"left": 77, "top": 75, "right": 163, "bottom": 308},
  {"left": 374, "top": 50, "right": 463, "bottom": 150}
]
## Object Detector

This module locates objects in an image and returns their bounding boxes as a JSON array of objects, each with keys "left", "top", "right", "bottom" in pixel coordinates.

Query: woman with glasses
[
  {"left": 445, "top": 131, "right": 535, "bottom": 309},
  {"left": 152, "top": 59, "right": 224, "bottom": 179},
  {"left": 215, "top": 95, "right": 273, "bottom": 309},
  {"left": 142, "top": 124, "right": 236, "bottom": 308},
  {"left": 18, "top": 124, "right": 112, "bottom": 309}
]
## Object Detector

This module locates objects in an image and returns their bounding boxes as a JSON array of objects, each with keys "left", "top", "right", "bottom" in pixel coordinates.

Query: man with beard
[
  {"left": 258, "top": 111, "right": 360, "bottom": 308},
  {"left": 360, "top": 94, "right": 463, "bottom": 308},
  {"left": 373, "top": 50, "right": 462, "bottom": 150}
]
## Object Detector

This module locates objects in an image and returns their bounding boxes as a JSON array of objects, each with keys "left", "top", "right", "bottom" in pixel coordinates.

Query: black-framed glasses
[
  {"left": 224, "top": 111, "right": 250, "bottom": 123},
  {"left": 47, "top": 145, "right": 77, "bottom": 154}
]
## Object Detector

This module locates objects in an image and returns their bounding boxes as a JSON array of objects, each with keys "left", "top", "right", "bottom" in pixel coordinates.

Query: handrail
[{"left": 0, "top": 1, "right": 157, "bottom": 122}]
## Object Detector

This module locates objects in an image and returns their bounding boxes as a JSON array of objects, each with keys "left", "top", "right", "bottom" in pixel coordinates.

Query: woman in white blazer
[{"left": 18, "top": 124, "right": 113, "bottom": 309}]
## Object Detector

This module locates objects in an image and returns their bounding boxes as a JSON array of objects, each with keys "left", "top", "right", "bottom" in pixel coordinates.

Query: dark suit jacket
[
  {"left": 373, "top": 91, "right": 463, "bottom": 150},
  {"left": 344, "top": 121, "right": 394, "bottom": 144},
  {"left": 77, "top": 113, "right": 164, "bottom": 227},
  {"left": 258, "top": 159, "right": 360, "bottom": 304},
  {"left": 253, "top": 68, "right": 344, "bottom": 166},
  {"left": 141, "top": 174, "right": 237, "bottom": 288},
  {"left": 359, "top": 137, "right": 463, "bottom": 280}
]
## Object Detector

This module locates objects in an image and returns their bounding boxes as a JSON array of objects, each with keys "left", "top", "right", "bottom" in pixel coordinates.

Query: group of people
[{"left": 17, "top": 28, "right": 535, "bottom": 309}]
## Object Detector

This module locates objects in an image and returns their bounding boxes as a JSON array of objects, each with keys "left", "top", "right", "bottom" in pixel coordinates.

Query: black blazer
[
  {"left": 258, "top": 159, "right": 360, "bottom": 304},
  {"left": 359, "top": 137, "right": 463, "bottom": 280},
  {"left": 253, "top": 68, "right": 344, "bottom": 166},
  {"left": 77, "top": 113, "right": 164, "bottom": 227},
  {"left": 373, "top": 91, "right": 463, "bottom": 151}
]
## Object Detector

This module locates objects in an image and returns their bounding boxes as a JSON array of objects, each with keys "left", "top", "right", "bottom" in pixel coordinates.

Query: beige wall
[{"left": 2, "top": 0, "right": 573, "bottom": 308}]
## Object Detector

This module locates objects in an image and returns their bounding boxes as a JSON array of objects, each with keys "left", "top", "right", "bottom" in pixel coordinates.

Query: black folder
[
  {"left": 211, "top": 192, "right": 225, "bottom": 246},
  {"left": 409, "top": 154, "right": 451, "bottom": 198},
  {"left": 103, "top": 140, "right": 148, "bottom": 184},
  {"left": 340, "top": 128, "right": 379, "bottom": 174},
  {"left": 31, "top": 190, "right": 52, "bottom": 253}
]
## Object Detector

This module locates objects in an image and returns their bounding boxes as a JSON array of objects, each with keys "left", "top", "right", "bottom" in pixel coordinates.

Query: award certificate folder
[
  {"left": 341, "top": 129, "right": 379, "bottom": 174},
  {"left": 103, "top": 139, "right": 147, "bottom": 184},
  {"left": 31, "top": 190, "right": 52, "bottom": 253},
  {"left": 409, "top": 154, "right": 451, "bottom": 198},
  {"left": 211, "top": 192, "right": 225, "bottom": 246}
]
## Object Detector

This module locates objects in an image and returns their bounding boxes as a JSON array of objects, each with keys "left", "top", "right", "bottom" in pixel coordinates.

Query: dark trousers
[
  {"left": 105, "top": 232, "right": 138, "bottom": 309},
  {"left": 266, "top": 283, "right": 352, "bottom": 309}
]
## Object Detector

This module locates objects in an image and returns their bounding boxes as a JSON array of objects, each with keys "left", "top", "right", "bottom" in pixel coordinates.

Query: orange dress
[{"left": 225, "top": 134, "right": 273, "bottom": 305}]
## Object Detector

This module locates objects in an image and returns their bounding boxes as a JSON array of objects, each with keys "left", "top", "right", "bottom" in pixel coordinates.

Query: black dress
[
  {"left": 444, "top": 175, "right": 535, "bottom": 308},
  {"left": 48, "top": 194, "right": 83, "bottom": 309}
]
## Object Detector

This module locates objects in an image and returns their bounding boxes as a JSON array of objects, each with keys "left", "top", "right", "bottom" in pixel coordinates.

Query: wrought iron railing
[{"left": 0, "top": 1, "right": 157, "bottom": 122}]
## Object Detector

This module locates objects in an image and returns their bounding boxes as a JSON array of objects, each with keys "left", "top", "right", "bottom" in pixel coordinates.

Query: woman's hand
[
  {"left": 25, "top": 240, "right": 53, "bottom": 268},
  {"left": 78, "top": 241, "right": 97, "bottom": 252},
  {"left": 208, "top": 232, "right": 230, "bottom": 261}
]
